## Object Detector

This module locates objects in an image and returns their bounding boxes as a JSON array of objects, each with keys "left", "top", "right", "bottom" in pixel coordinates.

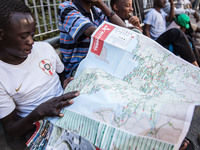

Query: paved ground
[
  {"left": 186, "top": 106, "right": 200, "bottom": 150},
  {"left": 184, "top": 12, "right": 200, "bottom": 150}
]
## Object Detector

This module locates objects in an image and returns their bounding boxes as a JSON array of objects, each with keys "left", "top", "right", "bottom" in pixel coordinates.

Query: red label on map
[{"left": 91, "top": 23, "right": 115, "bottom": 55}]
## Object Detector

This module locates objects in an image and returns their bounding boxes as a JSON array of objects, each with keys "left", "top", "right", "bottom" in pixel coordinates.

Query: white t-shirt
[
  {"left": 0, "top": 42, "right": 64, "bottom": 118},
  {"left": 143, "top": 8, "right": 167, "bottom": 40}
]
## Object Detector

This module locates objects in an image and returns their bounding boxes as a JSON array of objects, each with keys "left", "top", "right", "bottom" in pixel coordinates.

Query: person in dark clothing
[{"left": 143, "top": 0, "right": 199, "bottom": 67}]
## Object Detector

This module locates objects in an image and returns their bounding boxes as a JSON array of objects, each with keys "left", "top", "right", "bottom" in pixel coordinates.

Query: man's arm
[
  {"left": 193, "top": 11, "right": 200, "bottom": 22},
  {"left": 166, "top": 0, "right": 175, "bottom": 22},
  {"left": 83, "top": 0, "right": 126, "bottom": 38},
  {"left": 143, "top": 24, "right": 151, "bottom": 38},
  {"left": 0, "top": 91, "right": 79, "bottom": 138},
  {"left": 95, "top": 0, "right": 126, "bottom": 28},
  {"left": 58, "top": 71, "right": 66, "bottom": 87},
  {"left": 83, "top": 26, "right": 97, "bottom": 37}
]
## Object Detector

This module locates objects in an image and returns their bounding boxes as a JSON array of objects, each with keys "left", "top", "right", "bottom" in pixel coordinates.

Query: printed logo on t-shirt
[
  {"left": 39, "top": 59, "right": 54, "bottom": 76},
  {"left": 15, "top": 83, "right": 22, "bottom": 92}
]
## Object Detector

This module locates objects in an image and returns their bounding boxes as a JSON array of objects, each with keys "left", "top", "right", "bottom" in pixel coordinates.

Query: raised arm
[
  {"left": 166, "top": 0, "right": 175, "bottom": 22},
  {"left": 95, "top": 0, "right": 126, "bottom": 27},
  {"left": 0, "top": 91, "right": 79, "bottom": 138},
  {"left": 83, "top": 0, "right": 126, "bottom": 38}
]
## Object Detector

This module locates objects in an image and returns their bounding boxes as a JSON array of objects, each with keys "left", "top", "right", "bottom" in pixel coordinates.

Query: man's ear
[
  {"left": 113, "top": 3, "right": 118, "bottom": 12},
  {"left": 0, "top": 29, "right": 4, "bottom": 40}
]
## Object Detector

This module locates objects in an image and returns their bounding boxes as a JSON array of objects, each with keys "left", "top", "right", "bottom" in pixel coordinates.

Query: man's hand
[
  {"left": 63, "top": 77, "right": 74, "bottom": 89},
  {"left": 194, "top": 12, "right": 199, "bottom": 23},
  {"left": 90, "top": 0, "right": 126, "bottom": 27},
  {"left": 32, "top": 91, "right": 80, "bottom": 119},
  {"left": 168, "top": 0, "right": 174, "bottom": 4},
  {"left": 0, "top": 91, "right": 79, "bottom": 138},
  {"left": 128, "top": 16, "right": 141, "bottom": 29}
]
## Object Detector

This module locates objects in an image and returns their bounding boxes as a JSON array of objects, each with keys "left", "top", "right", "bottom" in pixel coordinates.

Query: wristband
[{"left": 108, "top": 11, "right": 116, "bottom": 18}]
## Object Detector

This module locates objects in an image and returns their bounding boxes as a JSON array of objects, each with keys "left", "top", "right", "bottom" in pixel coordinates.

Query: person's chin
[{"left": 20, "top": 50, "right": 32, "bottom": 58}]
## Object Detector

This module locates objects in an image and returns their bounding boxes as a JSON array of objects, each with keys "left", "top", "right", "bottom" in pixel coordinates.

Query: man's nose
[
  {"left": 27, "top": 35, "right": 34, "bottom": 45},
  {"left": 130, "top": 6, "right": 134, "bottom": 12}
]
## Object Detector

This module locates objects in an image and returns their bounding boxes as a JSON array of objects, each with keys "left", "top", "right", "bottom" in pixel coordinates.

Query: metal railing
[
  {"left": 24, "top": 0, "right": 66, "bottom": 38},
  {"left": 143, "top": 0, "right": 154, "bottom": 14},
  {"left": 24, "top": 0, "right": 148, "bottom": 39}
]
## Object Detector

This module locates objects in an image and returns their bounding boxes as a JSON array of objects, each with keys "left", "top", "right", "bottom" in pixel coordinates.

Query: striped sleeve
[
  {"left": 58, "top": 2, "right": 93, "bottom": 42},
  {"left": 95, "top": 7, "right": 109, "bottom": 24}
]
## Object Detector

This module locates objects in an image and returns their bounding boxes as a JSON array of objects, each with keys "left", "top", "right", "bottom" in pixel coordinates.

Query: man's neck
[
  {"left": 154, "top": 5, "right": 161, "bottom": 13},
  {"left": 80, "top": 0, "right": 92, "bottom": 12},
  {"left": 0, "top": 48, "right": 27, "bottom": 65}
]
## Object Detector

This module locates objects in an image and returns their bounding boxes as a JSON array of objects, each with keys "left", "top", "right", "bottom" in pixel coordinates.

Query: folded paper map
[{"left": 28, "top": 21, "right": 200, "bottom": 150}]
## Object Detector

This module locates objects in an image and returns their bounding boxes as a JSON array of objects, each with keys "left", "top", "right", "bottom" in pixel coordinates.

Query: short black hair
[
  {"left": 110, "top": 0, "right": 118, "bottom": 10},
  {"left": 0, "top": 0, "right": 32, "bottom": 30}
]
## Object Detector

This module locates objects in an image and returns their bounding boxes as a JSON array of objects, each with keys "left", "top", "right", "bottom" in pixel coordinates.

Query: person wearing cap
[
  {"left": 176, "top": 13, "right": 190, "bottom": 31},
  {"left": 167, "top": 14, "right": 200, "bottom": 65},
  {"left": 143, "top": 0, "right": 199, "bottom": 67},
  {"left": 167, "top": 14, "right": 190, "bottom": 32}
]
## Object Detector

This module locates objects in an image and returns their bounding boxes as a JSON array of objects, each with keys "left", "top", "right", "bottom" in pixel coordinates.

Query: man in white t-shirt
[
  {"left": 144, "top": 7, "right": 168, "bottom": 40},
  {"left": 0, "top": 0, "right": 79, "bottom": 149},
  {"left": 143, "top": 0, "right": 199, "bottom": 67},
  {"left": 144, "top": 0, "right": 175, "bottom": 40}
]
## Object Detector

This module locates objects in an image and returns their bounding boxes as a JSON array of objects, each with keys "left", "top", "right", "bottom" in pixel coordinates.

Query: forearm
[
  {"left": 145, "top": 31, "right": 151, "bottom": 38},
  {"left": 168, "top": 1, "right": 175, "bottom": 22},
  {"left": 143, "top": 27, "right": 151, "bottom": 38},
  {"left": 2, "top": 110, "right": 41, "bottom": 138},
  {"left": 84, "top": 26, "right": 97, "bottom": 37},
  {"left": 58, "top": 71, "right": 66, "bottom": 87},
  {"left": 97, "top": 1, "right": 126, "bottom": 27},
  {"left": 1, "top": 91, "right": 79, "bottom": 138}
]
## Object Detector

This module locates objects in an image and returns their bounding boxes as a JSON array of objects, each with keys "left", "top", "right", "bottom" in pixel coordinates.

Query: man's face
[
  {"left": 0, "top": 13, "right": 35, "bottom": 61},
  {"left": 114, "top": 0, "right": 133, "bottom": 20},
  {"left": 155, "top": 0, "right": 167, "bottom": 8}
]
